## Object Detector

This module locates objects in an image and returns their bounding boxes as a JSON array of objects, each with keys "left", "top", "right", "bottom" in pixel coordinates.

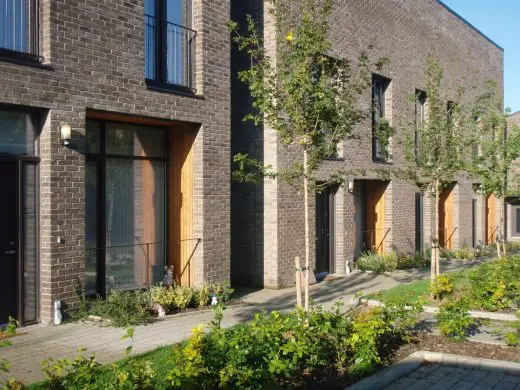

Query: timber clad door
[
  {"left": 439, "top": 185, "right": 455, "bottom": 249},
  {"left": 168, "top": 128, "right": 196, "bottom": 286},
  {"left": 365, "top": 182, "right": 386, "bottom": 254},
  {"left": 0, "top": 161, "right": 19, "bottom": 323},
  {"left": 486, "top": 194, "right": 497, "bottom": 245}
]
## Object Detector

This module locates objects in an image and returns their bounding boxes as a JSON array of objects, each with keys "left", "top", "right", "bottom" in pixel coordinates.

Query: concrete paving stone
[
  {"left": 494, "top": 381, "right": 518, "bottom": 390},
  {"left": 405, "top": 378, "right": 437, "bottom": 389}
]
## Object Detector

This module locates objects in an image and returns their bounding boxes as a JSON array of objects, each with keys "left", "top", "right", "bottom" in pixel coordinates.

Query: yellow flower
[{"left": 287, "top": 32, "right": 293, "bottom": 42}]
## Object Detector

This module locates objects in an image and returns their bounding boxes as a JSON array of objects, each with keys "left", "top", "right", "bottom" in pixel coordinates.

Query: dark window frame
[
  {"left": 85, "top": 119, "right": 168, "bottom": 297},
  {"left": 145, "top": 0, "right": 196, "bottom": 93},
  {"left": 372, "top": 75, "right": 391, "bottom": 162},
  {"left": 0, "top": 0, "right": 43, "bottom": 64},
  {"left": 415, "top": 90, "right": 427, "bottom": 160}
]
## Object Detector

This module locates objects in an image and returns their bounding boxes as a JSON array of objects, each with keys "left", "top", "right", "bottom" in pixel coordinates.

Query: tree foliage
[{"left": 229, "top": 0, "right": 387, "bottom": 187}]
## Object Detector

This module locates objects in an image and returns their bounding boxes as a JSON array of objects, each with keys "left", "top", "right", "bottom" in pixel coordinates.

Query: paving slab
[{"left": 0, "top": 257, "right": 505, "bottom": 384}]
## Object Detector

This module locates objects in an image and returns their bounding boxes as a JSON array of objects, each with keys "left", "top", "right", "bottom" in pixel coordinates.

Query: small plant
[
  {"left": 453, "top": 246, "right": 474, "bottom": 260},
  {"left": 439, "top": 247, "right": 454, "bottom": 260},
  {"left": 88, "top": 289, "right": 153, "bottom": 327},
  {"left": 504, "top": 331, "right": 519, "bottom": 347},
  {"left": 396, "top": 252, "right": 430, "bottom": 270},
  {"left": 356, "top": 251, "right": 398, "bottom": 273},
  {"left": 436, "top": 299, "right": 475, "bottom": 341},
  {"left": 430, "top": 275, "right": 454, "bottom": 301},
  {"left": 41, "top": 348, "right": 101, "bottom": 389},
  {"left": 173, "top": 286, "right": 194, "bottom": 310}
]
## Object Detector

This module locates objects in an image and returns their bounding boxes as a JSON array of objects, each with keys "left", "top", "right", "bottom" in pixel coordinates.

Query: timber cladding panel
[
  {"left": 231, "top": 0, "right": 503, "bottom": 287},
  {"left": 0, "top": 0, "right": 231, "bottom": 322}
]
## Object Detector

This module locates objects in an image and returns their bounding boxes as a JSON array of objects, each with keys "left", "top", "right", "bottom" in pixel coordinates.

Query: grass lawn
[{"left": 367, "top": 268, "right": 472, "bottom": 305}]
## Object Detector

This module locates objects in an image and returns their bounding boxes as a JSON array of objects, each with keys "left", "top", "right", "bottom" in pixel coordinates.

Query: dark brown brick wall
[
  {"left": 231, "top": 0, "right": 504, "bottom": 287},
  {"left": 0, "top": 0, "right": 231, "bottom": 323}
]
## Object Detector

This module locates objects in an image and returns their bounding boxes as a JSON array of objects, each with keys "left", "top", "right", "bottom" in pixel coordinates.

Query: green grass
[{"left": 367, "top": 269, "right": 472, "bottom": 305}]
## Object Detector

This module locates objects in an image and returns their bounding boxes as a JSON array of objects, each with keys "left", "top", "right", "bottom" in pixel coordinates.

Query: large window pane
[
  {"left": 105, "top": 159, "right": 166, "bottom": 291},
  {"left": 0, "top": 0, "right": 29, "bottom": 53},
  {"left": 85, "top": 161, "right": 98, "bottom": 294},
  {"left": 0, "top": 109, "right": 34, "bottom": 155},
  {"left": 105, "top": 123, "right": 165, "bottom": 158},
  {"left": 85, "top": 121, "right": 100, "bottom": 154}
]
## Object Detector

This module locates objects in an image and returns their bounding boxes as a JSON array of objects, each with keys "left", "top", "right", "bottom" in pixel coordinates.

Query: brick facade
[
  {"left": 0, "top": 0, "right": 231, "bottom": 323},
  {"left": 231, "top": 0, "right": 504, "bottom": 288},
  {"left": 507, "top": 112, "right": 520, "bottom": 241}
]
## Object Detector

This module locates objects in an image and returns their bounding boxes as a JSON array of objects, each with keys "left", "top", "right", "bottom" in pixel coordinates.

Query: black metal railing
[
  {"left": 0, "top": 0, "right": 41, "bottom": 61},
  {"left": 85, "top": 238, "right": 201, "bottom": 295},
  {"left": 361, "top": 228, "right": 391, "bottom": 253},
  {"left": 145, "top": 14, "right": 196, "bottom": 90}
]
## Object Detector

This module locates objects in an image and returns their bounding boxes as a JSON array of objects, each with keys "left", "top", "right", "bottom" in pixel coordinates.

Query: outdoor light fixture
[
  {"left": 348, "top": 180, "right": 354, "bottom": 194},
  {"left": 60, "top": 123, "right": 72, "bottom": 146}
]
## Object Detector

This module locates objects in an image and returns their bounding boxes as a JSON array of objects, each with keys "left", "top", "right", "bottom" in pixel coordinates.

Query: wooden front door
[
  {"left": 439, "top": 185, "right": 455, "bottom": 249},
  {"left": 486, "top": 194, "right": 497, "bottom": 245},
  {"left": 365, "top": 182, "right": 386, "bottom": 254}
]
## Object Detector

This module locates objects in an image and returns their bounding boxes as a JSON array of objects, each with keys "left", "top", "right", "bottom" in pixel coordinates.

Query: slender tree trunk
[
  {"left": 303, "top": 147, "right": 310, "bottom": 312},
  {"left": 435, "top": 180, "right": 441, "bottom": 276},
  {"left": 500, "top": 195, "right": 507, "bottom": 257}
]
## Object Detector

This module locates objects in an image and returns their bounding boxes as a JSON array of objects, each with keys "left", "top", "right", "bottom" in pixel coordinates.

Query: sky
[{"left": 440, "top": 0, "right": 520, "bottom": 113}]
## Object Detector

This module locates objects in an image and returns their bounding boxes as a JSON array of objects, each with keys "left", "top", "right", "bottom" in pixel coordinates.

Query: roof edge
[{"left": 436, "top": 0, "right": 504, "bottom": 51}]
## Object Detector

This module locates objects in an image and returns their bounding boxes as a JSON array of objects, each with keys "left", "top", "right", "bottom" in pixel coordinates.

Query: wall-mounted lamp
[
  {"left": 60, "top": 123, "right": 72, "bottom": 146},
  {"left": 348, "top": 180, "right": 354, "bottom": 194}
]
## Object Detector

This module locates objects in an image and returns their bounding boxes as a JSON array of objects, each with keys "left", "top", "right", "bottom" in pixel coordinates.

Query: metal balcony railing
[
  {"left": 85, "top": 238, "right": 201, "bottom": 295},
  {"left": 0, "top": 0, "right": 41, "bottom": 61},
  {"left": 145, "top": 14, "right": 196, "bottom": 90}
]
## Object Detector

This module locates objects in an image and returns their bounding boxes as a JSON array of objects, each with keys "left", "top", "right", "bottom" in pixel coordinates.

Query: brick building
[
  {"left": 0, "top": 0, "right": 506, "bottom": 326},
  {"left": 231, "top": 0, "right": 504, "bottom": 288},
  {"left": 0, "top": 0, "right": 231, "bottom": 325}
]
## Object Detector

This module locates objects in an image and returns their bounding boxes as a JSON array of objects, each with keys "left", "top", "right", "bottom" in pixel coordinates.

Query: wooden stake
[{"left": 295, "top": 256, "right": 302, "bottom": 308}]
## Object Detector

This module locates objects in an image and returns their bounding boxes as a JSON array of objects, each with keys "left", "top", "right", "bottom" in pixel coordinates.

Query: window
[
  {"left": 372, "top": 75, "right": 391, "bottom": 161},
  {"left": 86, "top": 120, "right": 167, "bottom": 295},
  {"left": 0, "top": 0, "right": 40, "bottom": 60},
  {"left": 415, "top": 90, "right": 426, "bottom": 160},
  {"left": 145, "top": 0, "right": 195, "bottom": 91},
  {"left": 0, "top": 107, "right": 36, "bottom": 155},
  {"left": 516, "top": 208, "right": 520, "bottom": 235}
]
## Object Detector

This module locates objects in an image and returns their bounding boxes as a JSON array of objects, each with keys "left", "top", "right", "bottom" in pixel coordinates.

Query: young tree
[
  {"left": 400, "top": 58, "right": 471, "bottom": 280},
  {"left": 470, "top": 83, "right": 520, "bottom": 257},
  {"left": 230, "top": 0, "right": 386, "bottom": 310}
]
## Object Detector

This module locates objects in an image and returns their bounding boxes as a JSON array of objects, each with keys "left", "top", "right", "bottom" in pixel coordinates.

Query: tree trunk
[
  {"left": 500, "top": 195, "right": 507, "bottom": 257},
  {"left": 433, "top": 180, "right": 441, "bottom": 278},
  {"left": 303, "top": 147, "right": 310, "bottom": 312}
]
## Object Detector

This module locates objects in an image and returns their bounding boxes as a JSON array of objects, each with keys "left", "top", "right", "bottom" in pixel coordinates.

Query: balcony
[
  {"left": 0, "top": 0, "right": 42, "bottom": 63},
  {"left": 145, "top": 14, "right": 196, "bottom": 93}
]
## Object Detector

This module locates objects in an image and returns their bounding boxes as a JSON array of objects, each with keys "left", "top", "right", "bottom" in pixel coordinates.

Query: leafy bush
[
  {"left": 356, "top": 251, "right": 398, "bottom": 273},
  {"left": 453, "top": 246, "right": 474, "bottom": 260},
  {"left": 430, "top": 275, "right": 454, "bottom": 302},
  {"left": 150, "top": 285, "right": 177, "bottom": 312},
  {"left": 436, "top": 299, "right": 475, "bottom": 341},
  {"left": 467, "top": 257, "right": 520, "bottom": 311},
  {"left": 41, "top": 348, "right": 101, "bottom": 389},
  {"left": 88, "top": 290, "right": 153, "bottom": 327},
  {"left": 439, "top": 247, "right": 455, "bottom": 260},
  {"left": 396, "top": 252, "right": 430, "bottom": 270}
]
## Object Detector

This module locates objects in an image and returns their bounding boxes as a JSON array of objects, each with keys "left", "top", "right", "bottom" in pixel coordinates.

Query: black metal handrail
[
  {"left": 0, "top": 0, "right": 42, "bottom": 61},
  {"left": 145, "top": 14, "right": 196, "bottom": 90}
]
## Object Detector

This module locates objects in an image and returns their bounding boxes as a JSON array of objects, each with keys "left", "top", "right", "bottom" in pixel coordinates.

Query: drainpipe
[{"left": 54, "top": 300, "right": 62, "bottom": 325}]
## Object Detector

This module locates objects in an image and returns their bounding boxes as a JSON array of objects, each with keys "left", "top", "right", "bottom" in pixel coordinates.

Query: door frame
[{"left": 0, "top": 155, "right": 40, "bottom": 325}]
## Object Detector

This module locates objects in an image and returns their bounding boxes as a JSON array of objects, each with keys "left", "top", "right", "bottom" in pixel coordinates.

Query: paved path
[
  {"left": 384, "top": 363, "right": 520, "bottom": 390},
  {"left": 0, "top": 258, "right": 497, "bottom": 384}
]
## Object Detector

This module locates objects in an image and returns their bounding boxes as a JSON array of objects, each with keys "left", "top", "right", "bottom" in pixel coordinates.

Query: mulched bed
[
  {"left": 321, "top": 334, "right": 520, "bottom": 389},
  {"left": 392, "top": 333, "right": 520, "bottom": 363}
]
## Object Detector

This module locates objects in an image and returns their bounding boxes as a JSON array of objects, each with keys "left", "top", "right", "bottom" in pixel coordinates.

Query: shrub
[
  {"left": 436, "top": 299, "right": 475, "bottom": 341},
  {"left": 453, "top": 246, "right": 474, "bottom": 260},
  {"left": 41, "top": 348, "right": 101, "bottom": 389},
  {"left": 467, "top": 257, "right": 520, "bottom": 311},
  {"left": 430, "top": 275, "right": 454, "bottom": 302},
  {"left": 356, "top": 251, "right": 397, "bottom": 273},
  {"left": 150, "top": 285, "right": 176, "bottom": 312},
  {"left": 396, "top": 252, "right": 430, "bottom": 270},
  {"left": 193, "top": 286, "right": 211, "bottom": 308},
  {"left": 88, "top": 290, "right": 153, "bottom": 327},
  {"left": 439, "top": 247, "right": 454, "bottom": 260},
  {"left": 173, "top": 287, "right": 194, "bottom": 310}
]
